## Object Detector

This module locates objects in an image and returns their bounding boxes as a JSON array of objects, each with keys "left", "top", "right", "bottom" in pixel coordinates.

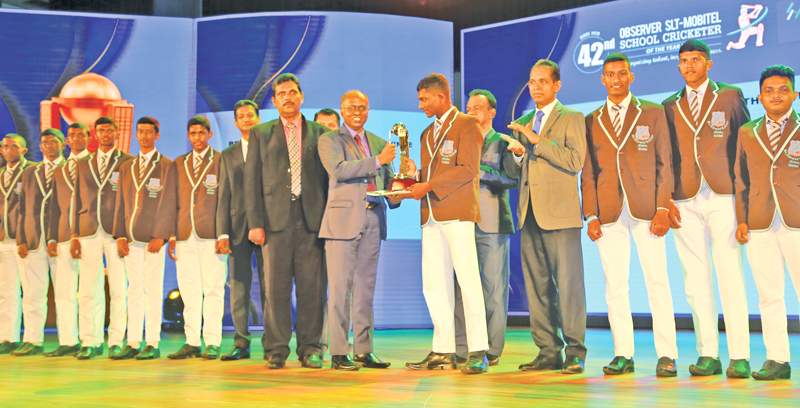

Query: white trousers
[
  {"left": 673, "top": 183, "right": 749, "bottom": 359},
  {"left": 175, "top": 235, "right": 228, "bottom": 347},
  {"left": 125, "top": 242, "right": 165, "bottom": 347},
  {"left": 747, "top": 213, "right": 800, "bottom": 363},
  {"left": 0, "top": 240, "right": 23, "bottom": 342},
  {"left": 79, "top": 231, "right": 127, "bottom": 347},
  {"left": 596, "top": 204, "right": 678, "bottom": 359},
  {"left": 54, "top": 242, "right": 79, "bottom": 346},
  {"left": 422, "top": 220, "right": 488, "bottom": 353},
  {"left": 20, "top": 244, "right": 56, "bottom": 344}
]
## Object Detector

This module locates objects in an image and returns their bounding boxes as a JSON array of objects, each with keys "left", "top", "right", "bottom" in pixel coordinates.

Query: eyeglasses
[{"left": 343, "top": 106, "right": 369, "bottom": 113}]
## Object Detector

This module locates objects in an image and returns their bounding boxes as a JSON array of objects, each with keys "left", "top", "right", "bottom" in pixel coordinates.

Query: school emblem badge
[
  {"left": 788, "top": 140, "right": 800, "bottom": 158},
  {"left": 15, "top": 182, "right": 21, "bottom": 195},
  {"left": 441, "top": 140, "right": 455, "bottom": 156},
  {"left": 109, "top": 172, "right": 119, "bottom": 185},
  {"left": 147, "top": 178, "right": 162, "bottom": 192},
  {"left": 204, "top": 174, "right": 218, "bottom": 188},
  {"left": 634, "top": 126, "right": 651, "bottom": 142},
  {"left": 710, "top": 111, "right": 726, "bottom": 128}
]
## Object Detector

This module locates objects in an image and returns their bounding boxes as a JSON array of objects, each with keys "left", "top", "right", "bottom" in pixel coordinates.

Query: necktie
[
  {"left": 354, "top": 134, "right": 377, "bottom": 193},
  {"left": 139, "top": 156, "right": 148, "bottom": 182},
  {"left": 287, "top": 123, "right": 301, "bottom": 196},
  {"left": 99, "top": 155, "right": 107, "bottom": 180},
  {"left": 690, "top": 89, "right": 700, "bottom": 126},
  {"left": 532, "top": 110, "right": 545, "bottom": 135},
  {"left": 45, "top": 162, "right": 54, "bottom": 191},
  {"left": 769, "top": 119, "right": 785, "bottom": 153},
  {"left": 612, "top": 104, "right": 623, "bottom": 140},
  {"left": 194, "top": 153, "right": 202, "bottom": 179},
  {"left": 68, "top": 158, "right": 77, "bottom": 183},
  {"left": 4, "top": 167, "right": 11, "bottom": 189}
]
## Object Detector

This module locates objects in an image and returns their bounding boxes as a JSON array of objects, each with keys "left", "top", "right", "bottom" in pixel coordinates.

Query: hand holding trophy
[{"left": 367, "top": 123, "right": 419, "bottom": 203}]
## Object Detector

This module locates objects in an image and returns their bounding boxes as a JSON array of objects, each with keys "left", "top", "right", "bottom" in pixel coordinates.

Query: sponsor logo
[{"left": 726, "top": 4, "right": 766, "bottom": 51}]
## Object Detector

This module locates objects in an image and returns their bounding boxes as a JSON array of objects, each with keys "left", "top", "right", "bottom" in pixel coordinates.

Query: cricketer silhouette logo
[{"left": 727, "top": 4, "right": 767, "bottom": 51}]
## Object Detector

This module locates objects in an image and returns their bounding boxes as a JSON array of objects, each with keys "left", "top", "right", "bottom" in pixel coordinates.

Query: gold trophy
[{"left": 390, "top": 122, "right": 416, "bottom": 191}]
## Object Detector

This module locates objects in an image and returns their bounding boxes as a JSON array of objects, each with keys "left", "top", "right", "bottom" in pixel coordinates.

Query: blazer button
[
  {"left": 619, "top": 169, "right": 624, "bottom": 174},
  {"left": 773, "top": 165, "right": 778, "bottom": 169},
  {"left": 773, "top": 181, "right": 779, "bottom": 186},
  {"left": 697, "top": 155, "right": 702, "bottom": 159},
  {"left": 696, "top": 137, "right": 701, "bottom": 141}
]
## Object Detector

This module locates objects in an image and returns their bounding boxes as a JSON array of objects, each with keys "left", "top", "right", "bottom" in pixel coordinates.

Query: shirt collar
[
  {"left": 68, "top": 149, "right": 89, "bottom": 160},
  {"left": 43, "top": 156, "right": 63, "bottom": 167},
  {"left": 344, "top": 124, "right": 364, "bottom": 139},
  {"left": 536, "top": 99, "right": 558, "bottom": 117},
  {"left": 280, "top": 115, "right": 303, "bottom": 132},
  {"left": 96, "top": 147, "right": 116, "bottom": 160},
  {"left": 685, "top": 78, "right": 710, "bottom": 98},
  {"left": 192, "top": 146, "right": 210, "bottom": 161},
  {"left": 139, "top": 149, "right": 157, "bottom": 162},
  {"left": 241, "top": 138, "right": 249, "bottom": 149},
  {"left": 436, "top": 106, "right": 457, "bottom": 127},
  {"left": 6, "top": 161, "right": 20, "bottom": 172},
  {"left": 768, "top": 108, "right": 794, "bottom": 125},
  {"left": 606, "top": 92, "right": 633, "bottom": 111}
]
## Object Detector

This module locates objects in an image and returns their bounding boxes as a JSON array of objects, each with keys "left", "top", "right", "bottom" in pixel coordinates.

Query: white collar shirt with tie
[
  {"left": 192, "top": 146, "right": 210, "bottom": 178},
  {"left": 138, "top": 149, "right": 158, "bottom": 180},
  {"left": 433, "top": 106, "right": 457, "bottom": 138},
  {"left": 685, "top": 78, "right": 710, "bottom": 125},
  {"left": 606, "top": 92, "right": 634, "bottom": 137},
  {"left": 531, "top": 98, "right": 558, "bottom": 134},
  {"left": 67, "top": 149, "right": 89, "bottom": 182},
  {"left": 240, "top": 138, "right": 249, "bottom": 163}
]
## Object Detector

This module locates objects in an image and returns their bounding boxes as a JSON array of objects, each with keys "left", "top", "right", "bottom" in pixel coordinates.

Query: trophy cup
[{"left": 390, "top": 122, "right": 416, "bottom": 191}]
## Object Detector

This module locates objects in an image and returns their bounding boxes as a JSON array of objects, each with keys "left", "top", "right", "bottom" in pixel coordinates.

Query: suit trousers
[
  {"left": 54, "top": 242, "right": 79, "bottom": 346},
  {"left": 229, "top": 239, "right": 265, "bottom": 349},
  {"left": 422, "top": 220, "right": 489, "bottom": 353},
  {"left": 596, "top": 204, "right": 678, "bottom": 359},
  {"left": 519, "top": 205, "right": 587, "bottom": 360},
  {"left": 454, "top": 228, "right": 511, "bottom": 358},
  {"left": 0, "top": 240, "right": 23, "bottom": 342},
  {"left": 20, "top": 244, "right": 56, "bottom": 344},
  {"left": 176, "top": 235, "right": 228, "bottom": 347},
  {"left": 746, "top": 212, "right": 800, "bottom": 363},
  {"left": 261, "top": 199, "right": 325, "bottom": 360},
  {"left": 325, "top": 206, "right": 382, "bottom": 356},
  {"left": 79, "top": 231, "right": 127, "bottom": 347},
  {"left": 673, "top": 183, "right": 749, "bottom": 359},
  {"left": 125, "top": 242, "right": 165, "bottom": 346}
]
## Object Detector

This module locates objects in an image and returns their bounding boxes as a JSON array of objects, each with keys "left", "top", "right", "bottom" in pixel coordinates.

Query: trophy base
[{"left": 390, "top": 177, "right": 416, "bottom": 192}]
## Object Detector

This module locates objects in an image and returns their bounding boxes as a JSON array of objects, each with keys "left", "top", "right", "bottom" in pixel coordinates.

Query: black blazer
[
  {"left": 244, "top": 115, "right": 329, "bottom": 233},
  {"left": 217, "top": 141, "right": 249, "bottom": 245}
]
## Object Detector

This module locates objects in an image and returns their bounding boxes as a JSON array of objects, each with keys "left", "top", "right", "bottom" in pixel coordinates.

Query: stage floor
[{"left": 1, "top": 328, "right": 798, "bottom": 407}]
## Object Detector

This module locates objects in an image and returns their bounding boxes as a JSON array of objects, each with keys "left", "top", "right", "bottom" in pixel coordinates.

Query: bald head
[
  {"left": 340, "top": 90, "right": 370, "bottom": 132},
  {"left": 340, "top": 90, "right": 369, "bottom": 105}
]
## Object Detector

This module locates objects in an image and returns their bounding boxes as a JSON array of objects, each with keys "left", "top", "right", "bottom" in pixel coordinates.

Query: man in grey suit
[
  {"left": 318, "top": 90, "right": 406, "bottom": 370},
  {"left": 454, "top": 89, "right": 518, "bottom": 366},
  {"left": 217, "top": 99, "right": 265, "bottom": 361},
  {"left": 244, "top": 73, "right": 329, "bottom": 369},
  {"left": 504, "top": 59, "right": 588, "bottom": 374}
]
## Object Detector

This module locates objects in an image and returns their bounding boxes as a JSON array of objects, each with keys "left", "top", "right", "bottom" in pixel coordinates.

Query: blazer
[
  {"left": 72, "top": 149, "right": 134, "bottom": 238},
  {"left": 663, "top": 80, "right": 750, "bottom": 200},
  {"left": 216, "top": 141, "right": 250, "bottom": 246},
  {"left": 175, "top": 149, "right": 221, "bottom": 241},
  {"left": 476, "top": 129, "right": 517, "bottom": 234},
  {"left": 318, "top": 126, "right": 399, "bottom": 240},
  {"left": 504, "top": 102, "right": 586, "bottom": 231},
  {"left": 49, "top": 160, "right": 79, "bottom": 244},
  {"left": 734, "top": 111, "right": 800, "bottom": 231},
  {"left": 582, "top": 95, "right": 674, "bottom": 224},
  {"left": 244, "top": 115, "right": 329, "bottom": 233},
  {"left": 17, "top": 160, "right": 61, "bottom": 251},
  {"left": 419, "top": 109, "right": 482, "bottom": 225},
  {"left": 113, "top": 151, "right": 177, "bottom": 244},
  {"left": 0, "top": 158, "right": 34, "bottom": 242}
]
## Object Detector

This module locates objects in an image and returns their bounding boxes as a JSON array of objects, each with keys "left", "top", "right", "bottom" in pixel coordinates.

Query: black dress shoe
[
  {"left": 406, "top": 352, "right": 457, "bottom": 370},
  {"left": 689, "top": 356, "right": 722, "bottom": 376},
  {"left": 108, "top": 345, "right": 121, "bottom": 359},
  {"left": 43, "top": 344, "right": 81, "bottom": 357},
  {"left": 110, "top": 345, "right": 140, "bottom": 360},
  {"left": 519, "top": 354, "right": 563, "bottom": 371},
  {"left": 221, "top": 346, "right": 251, "bottom": 361},
  {"left": 354, "top": 352, "right": 390, "bottom": 368},
  {"left": 562, "top": 356, "right": 585, "bottom": 374},
  {"left": 11, "top": 343, "right": 43, "bottom": 356},
  {"left": 135, "top": 345, "right": 161, "bottom": 360},
  {"left": 202, "top": 346, "right": 220, "bottom": 360},
  {"left": 0, "top": 341, "right": 21, "bottom": 354},
  {"left": 168, "top": 344, "right": 201, "bottom": 360},
  {"left": 487, "top": 353, "right": 500, "bottom": 366},
  {"left": 455, "top": 355, "right": 467, "bottom": 365},
  {"left": 656, "top": 357, "right": 677, "bottom": 377},
  {"left": 603, "top": 356, "right": 634, "bottom": 375},
  {"left": 77, "top": 346, "right": 98, "bottom": 360},
  {"left": 266, "top": 354, "right": 286, "bottom": 369},
  {"left": 752, "top": 360, "right": 791, "bottom": 380},
  {"left": 301, "top": 354, "right": 323, "bottom": 369},
  {"left": 331, "top": 355, "right": 361, "bottom": 371},
  {"left": 727, "top": 359, "right": 751, "bottom": 379},
  {"left": 461, "top": 351, "right": 488, "bottom": 374}
]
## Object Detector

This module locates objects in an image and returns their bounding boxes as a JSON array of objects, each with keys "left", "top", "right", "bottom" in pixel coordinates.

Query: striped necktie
[
  {"left": 287, "top": 123, "right": 301, "bottom": 196},
  {"left": 68, "top": 158, "right": 77, "bottom": 183},
  {"left": 612, "top": 104, "right": 623, "bottom": 140},
  {"left": 4, "top": 167, "right": 11, "bottom": 189},
  {"left": 99, "top": 154, "right": 108, "bottom": 180},
  {"left": 139, "top": 156, "right": 149, "bottom": 182},
  {"left": 194, "top": 153, "right": 202, "bottom": 179},
  {"left": 45, "top": 162, "right": 54, "bottom": 191},
  {"left": 769, "top": 119, "right": 785, "bottom": 153},
  {"left": 690, "top": 89, "right": 700, "bottom": 126}
]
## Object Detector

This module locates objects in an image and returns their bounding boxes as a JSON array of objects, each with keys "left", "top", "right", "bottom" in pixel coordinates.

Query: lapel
[
  {"left": 753, "top": 111, "right": 800, "bottom": 162},
  {"left": 537, "top": 102, "right": 562, "bottom": 137},
  {"left": 133, "top": 152, "right": 161, "bottom": 192},
  {"left": 0, "top": 158, "right": 27, "bottom": 198},
  {"left": 366, "top": 131, "right": 380, "bottom": 161},
  {"left": 232, "top": 142, "right": 244, "bottom": 166},
  {"left": 617, "top": 95, "right": 643, "bottom": 147},
  {"left": 60, "top": 163, "right": 74, "bottom": 192},
  {"left": 426, "top": 108, "right": 458, "bottom": 161},
  {"left": 273, "top": 119, "right": 290, "bottom": 162},
  {"left": 184, "top": 149, "right": 215, "bottom": 189},
  {"left": 89, "top": 148, "right": 121, "bottom": 189},
  {"left": 597, "top": 104, "right": 618, "bottom": 149},
  {"left": 34, "top": 162, "right": 48, "bottom": 197},
  {"left": 339, "top": 126, "right": 363, "bottom": 160},
  {"left": 677, "top": 80, "right": 721, "bottom": 134},
  {"left": 300, "top": 115, "right": 314, "bottom": 166}
]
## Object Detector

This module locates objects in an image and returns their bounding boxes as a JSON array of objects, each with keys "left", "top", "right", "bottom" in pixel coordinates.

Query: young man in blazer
[
  {"left": 734, "top": 65, "right": 800, "bottom": 380},
  {"left": 45, "top": 123, "right": 90, "bottom": 357},
  {"left": 318, "top": 90, "right": 404, "bottom": 370},
  {"left": 217, "top": 100, "right": 265, "bottom": 361},
  {"left": 113, "top": 117, "right": 177, "bottom": 360},
  {"left": 72, "top": 117, "right": 133, "bottom": 359},
  {"left": 0, "top": 134, "right": 34, "bottom": 354},
  {"left": 402, "top": 73, "right": 489, "bottom": 374},
  {"left": 13, "top": 129, "right": 64, "bottom": 356},
  {"left": 662, "top": 40, "right": 752, "bottom": 378},
  {"left": 244, "top": 73, "right": 329, "bottom": 369},
  {"left": 167, "top": 116, "right": 227, "bottom": 360},
  {"left": 503, "top": 60, "right": 588, "bottom": 374},
  {"left": 582, "top": 53, "right": 678, "bottom": 376},
  {"left": 453, "top": 89, "right": 518, "bottom": 368}
]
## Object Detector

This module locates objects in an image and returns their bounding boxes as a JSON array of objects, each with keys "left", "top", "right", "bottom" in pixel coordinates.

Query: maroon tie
[{"left": 354, "top": 134, "right": 377, "bottom": 192}]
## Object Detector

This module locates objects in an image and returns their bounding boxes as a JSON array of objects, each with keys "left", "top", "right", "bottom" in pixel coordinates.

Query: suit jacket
[
  {"left": 318, "top": 126, "right": 399, "bottom": 240},
  {"left": 113, "top": 151, "right": 177, "bottom": 244},
  {"left": 504, "top": 102, "right": 586, "bottom": 231},
  {"left": 582, "top": 95, "right": 674, "bottom": 224},
  {"left": 216, "top": 141, "right": 250, "bottom": 246},
  {"left": 734, "top": 111, "right": 800, "bottom": 231},
  {"left": 0, "top": 159, "right": 34, "bottom": 242},
  {"left": 49, "top": 160, "right": 79, "bottom": 244},
  {"left": 419, "top": 109, "right": 482, "bottom": 225},
  {"left": 663, "top": 80, "right": 750, "bottom": 200},
  {"left": 73, "top": 149, "right": 134, "bottom": 238},
  {"left": 244, "top": 115, "right": 329, "bottom": 233},
  {"left": 175, "top": 149, "right": 221, "bottom": 241},
  {"left": 476, "top": 129, "right": 517, "bottom": 234},
  {"left": 18, "top": 160, "right": 61, "bottom": 251}
]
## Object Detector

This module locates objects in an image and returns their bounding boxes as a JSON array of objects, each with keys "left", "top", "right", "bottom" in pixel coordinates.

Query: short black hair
[
  {"left": 233, "top": 100, "right": 259, "bottom": 119},
  {"left": 41, "top": 128, "right": 65, "bottom": 143},
  {"left": 68, "top": 122, "right": 90, "bottom": 135},
  {"left": 604, "top": 53, "right": 631, "bottom": 70},
  {"left": 95, "top": 116, "right": 118, "bottom": 130},
  {"left": 314, "top": 108, "right": 340, "bottom": 124},
  {"left": 679, "top": 40, "right": 710, "bottom": 60},
  {"left": 468, "top": 89, "right": 497, "bottom": 110},
  {"left": 4, "top": 133, "right": 27, "bottom": 149},
  {"left": 417, "top": 73, "right": 450, "bottom": 95},
  {"left": 188, "top": 115, "right": 211, "bottom": 131},
  {"left": 272, "top": 73, "right": 301, "bottom": 94},
  {"left": 137, "top": 116, "right": 160, "bottom": 134},
  {"left": 532, "top": 60, "right": 561, "bottom": 82},
  {"left": 760, "top": 65, "right": 795, "bottom": 90}
]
